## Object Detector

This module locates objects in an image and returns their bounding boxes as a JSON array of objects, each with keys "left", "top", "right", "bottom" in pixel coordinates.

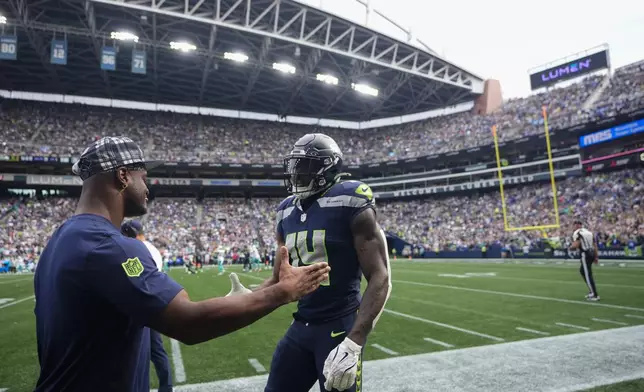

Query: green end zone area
[{"left": 1, "top": 260, "right": 644, "bottom": 391}]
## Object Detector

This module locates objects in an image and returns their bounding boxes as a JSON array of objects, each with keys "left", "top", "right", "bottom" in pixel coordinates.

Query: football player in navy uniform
[{"left": 265, "top": 133, "right": 392, "bottom": 392}]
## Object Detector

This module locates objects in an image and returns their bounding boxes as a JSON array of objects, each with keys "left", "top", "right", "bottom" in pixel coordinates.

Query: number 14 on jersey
[{"left": 285, "top": 230, "right": 330, "bottom": 286}]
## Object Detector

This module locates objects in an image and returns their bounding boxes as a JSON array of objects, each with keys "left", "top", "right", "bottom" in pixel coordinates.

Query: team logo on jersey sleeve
[
  {"left": 355, "top": 183, "right": 373, "bottom": 201},
  {"left": 122, "top": 257, "right": 144, "bottom": 277}
]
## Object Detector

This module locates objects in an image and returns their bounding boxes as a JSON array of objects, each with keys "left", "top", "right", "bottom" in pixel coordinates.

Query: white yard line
[
  {"left": 371, "top": 344, "right": 399, "bottom": 356},
  {"left": 248, "top": 358, "right": 267, "bottom": 373},
  {"left": 626, "top": 314, "right": 644, "bottom": 320},
  {"left": 394, "top": 268, "right": 644, "bottom": 290},
  {"left": 0, "top": 272, "right": 34, "bottom": 278},
  {"left": 384, "top": 309, "right": 505, "bottom": 342},
  {"left": 423, "top": 337, "right": 454, "bottom": 348},
  {"left": 0, "top": 295, "right": 35, "bottom": 310},
  {"left": 393, "top": 279, "right": 644, "bottom": 312},
  {"left": 591, "top": 318, "right": 628, "bottom": 326},
  {"left": 391, "top": 295, "right": 541, "bottom": 327},
  {"left": 516, "top": 327, "right": 550, "bottom": 336},
  {"left": 0, "top": 298, "right": 15, "bottom": 306},
  {"left": 240, "top": 274, "right": 266, "bottom": 281},
  {"left": 555, "top": 322, "right": 590, "bottom": 331},
  {"left": 170, "top": 338, "right": 187, "bottom": 383},
  {"left": 0, "top": 278, "right": 31, "bottom": 285}
]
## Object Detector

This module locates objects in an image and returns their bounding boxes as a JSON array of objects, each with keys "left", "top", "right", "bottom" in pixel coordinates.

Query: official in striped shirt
[{"left": 570, "top": 220, "right": 600, "bottom": 301}]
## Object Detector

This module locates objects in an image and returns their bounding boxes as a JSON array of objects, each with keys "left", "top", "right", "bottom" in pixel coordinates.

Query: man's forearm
[
  {"left": 347, "top": 273, "right": 389, "bottom": 346},
  {"left": 168, "top": 285, "right": 287, "bottom": 345}
]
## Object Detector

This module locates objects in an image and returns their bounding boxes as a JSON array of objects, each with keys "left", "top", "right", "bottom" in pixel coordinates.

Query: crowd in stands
[
  {"left": 0, "top": 195, "right": 282, "bottom": 269},
  {"left": 1, "top": 169, "right": 642, "bottom": 269},
  {"left": 1, "top": 198, "right": 75, "bottom": 270},
  {"left": 379, "top": 168, "right": 643, "bottom": 252},
  {"left": 1, "top": 61, "right": 643, "bottom": 269},
  {"left": 1, "top": 61, "right": 642, "bottom": 164},
  {"left": 143, "top": 198, "right": 199, "bottom": 259},
  {"left": 590, "top": 61, "right": 644, "bottom": 121}
]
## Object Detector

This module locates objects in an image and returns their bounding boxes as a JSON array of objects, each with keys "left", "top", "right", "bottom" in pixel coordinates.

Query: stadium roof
[{"left": 0, "top": 0, "right": 485, "bottom": 121}]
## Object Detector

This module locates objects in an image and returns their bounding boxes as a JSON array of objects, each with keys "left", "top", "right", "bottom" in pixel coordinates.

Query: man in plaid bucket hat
[
  {"left": 71, "top": 136, "right": 162, "bottom": 216},
  {"left": 33, "top": 136, "right": 330, "bottom": 392}
]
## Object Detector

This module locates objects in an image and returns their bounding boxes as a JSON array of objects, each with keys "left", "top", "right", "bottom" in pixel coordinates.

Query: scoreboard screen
[{"left": 530, "top": 50, "right": 609, "bottom": 90}]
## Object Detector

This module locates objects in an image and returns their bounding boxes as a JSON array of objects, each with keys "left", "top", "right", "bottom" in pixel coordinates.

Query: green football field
[{"left": 1, "top": 260, "right": 644, "bottom": 392}]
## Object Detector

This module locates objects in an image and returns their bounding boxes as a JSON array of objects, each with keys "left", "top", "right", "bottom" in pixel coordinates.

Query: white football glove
[
  {"left": 323, "top": 337, "right": 362, "bottom": 391},
  {"left": 225, "top": 273, "right": 251, "bottom": 297}
]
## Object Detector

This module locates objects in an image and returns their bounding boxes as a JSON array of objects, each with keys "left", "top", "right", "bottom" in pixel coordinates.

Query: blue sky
[{"left": 300, "top": 0, "right": 644, "bottom": 99}]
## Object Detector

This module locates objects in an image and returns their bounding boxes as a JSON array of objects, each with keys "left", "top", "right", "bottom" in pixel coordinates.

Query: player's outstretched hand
[
  {"left": 277, "top": 246, "right": 330, "bottom": 302},
  {"left": 225, "top": 273, "right": 252, "bottom": 297}
]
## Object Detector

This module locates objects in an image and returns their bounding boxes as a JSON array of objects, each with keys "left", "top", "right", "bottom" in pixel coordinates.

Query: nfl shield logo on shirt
[{"left": 121, "top": 257, "right": 144, "bottom": 277}]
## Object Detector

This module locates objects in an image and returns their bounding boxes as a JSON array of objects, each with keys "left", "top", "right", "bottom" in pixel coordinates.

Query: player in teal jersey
[
  {"left": 216, "top": 246, "right": 226, "bottom": 275},
  {"left": 250, "top": 244, "right": 262, "bottom": 272}
]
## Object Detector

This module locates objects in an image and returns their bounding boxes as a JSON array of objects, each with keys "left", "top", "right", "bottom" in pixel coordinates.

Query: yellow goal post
[{"left": 491, "top": 106, "right": 561, "bottom": 232}]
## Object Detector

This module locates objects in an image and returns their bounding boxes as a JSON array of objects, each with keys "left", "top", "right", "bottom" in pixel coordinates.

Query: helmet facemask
[{"left": 284, "top": 155, "right": 339, "bottom": 199}]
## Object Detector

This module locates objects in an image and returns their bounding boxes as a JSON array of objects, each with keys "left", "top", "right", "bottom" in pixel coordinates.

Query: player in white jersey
[{"left": 121, "top": 220, "right": 173, "bottom": 392}]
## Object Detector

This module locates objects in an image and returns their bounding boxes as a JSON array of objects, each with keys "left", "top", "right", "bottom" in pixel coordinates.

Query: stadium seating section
[
  {"left": 1, "top": 62, "right": 642, "bottom": 164},
  {"left": 1, "top": 61, "right": 643, "bottom": 263},
  {"left": 1, "top": 168, "right": 642, "bottom": 263}
]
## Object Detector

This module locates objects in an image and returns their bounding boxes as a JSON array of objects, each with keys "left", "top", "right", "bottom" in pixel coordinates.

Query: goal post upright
[
  {"left": 491, "top": 125, "right": 510, "bottom": 231},
  {"left": 493, "top": 106, "right": 562, "bottom": 233},
  {"left": 542, "top": 105, "right": 561, "bottom": 229}
]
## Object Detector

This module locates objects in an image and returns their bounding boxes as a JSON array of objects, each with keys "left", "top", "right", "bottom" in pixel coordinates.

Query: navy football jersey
[{"left": 276, "top": 180, "right": 375, "bottom": 323}]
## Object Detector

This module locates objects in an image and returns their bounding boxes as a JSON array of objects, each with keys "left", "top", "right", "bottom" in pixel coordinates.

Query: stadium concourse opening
[{"left": 0, "top": 0, "right": 644, "bottom": 390}]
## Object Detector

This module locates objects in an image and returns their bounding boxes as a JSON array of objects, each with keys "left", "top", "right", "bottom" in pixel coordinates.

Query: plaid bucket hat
[{"left": 72, "top": 136, "right": 162, "bottom": 181}]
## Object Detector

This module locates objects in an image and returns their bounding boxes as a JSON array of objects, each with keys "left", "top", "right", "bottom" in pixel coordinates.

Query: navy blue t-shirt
[{"left": 34, "top": 214, "right": 183, "bottom": 392}]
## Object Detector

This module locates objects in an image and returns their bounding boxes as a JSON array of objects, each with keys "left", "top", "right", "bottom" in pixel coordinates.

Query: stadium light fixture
[
  {"left": 170, "top": 41, "right": 197, "bottom": 52},
  {"left": 0, "top": 15, "right": 6, "bottom": 24},
  {"left": 316, "top": 73, "right": 339, "bottom": 85},
  {"left": 352, "top": 83, "right": 379, "bottom": 97},
  {"left": 110, "top": 31, "right": 139, "bottom": 43},
  {"left": 273, "top": 62, "right": 296, "bottom": 74},
  {"left": 224, "top": 52, "right": 249, "bottom": 63}
]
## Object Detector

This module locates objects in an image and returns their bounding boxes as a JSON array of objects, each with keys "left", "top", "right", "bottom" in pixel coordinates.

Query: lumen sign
[{"left": 530, "top": 50, "right": 609, "bottom": 90}]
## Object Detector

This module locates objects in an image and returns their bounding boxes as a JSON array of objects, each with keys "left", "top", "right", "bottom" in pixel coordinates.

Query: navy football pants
[
  {"left": 150, "top": 329, "right": 173, "bottom": 392},
  {"left": 580, "top": 250, "right": 598, "bottom": 297},
  {"left": 265, "top": 312, "right": 363, "bottom": 392}
]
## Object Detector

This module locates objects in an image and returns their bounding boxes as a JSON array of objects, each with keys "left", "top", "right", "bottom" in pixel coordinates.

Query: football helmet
[{"left": 284, "top": 133, "right": 343, "bottom": 199}]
